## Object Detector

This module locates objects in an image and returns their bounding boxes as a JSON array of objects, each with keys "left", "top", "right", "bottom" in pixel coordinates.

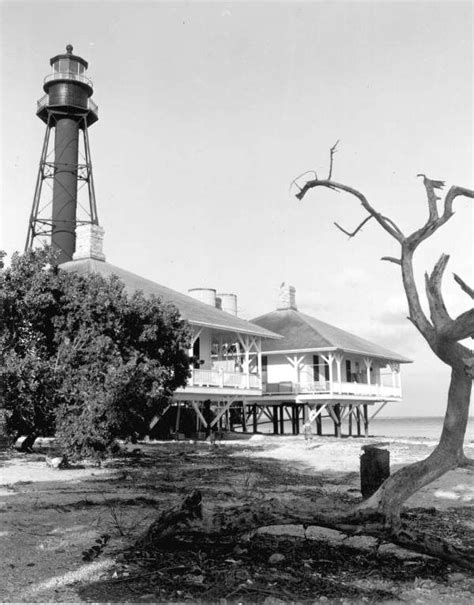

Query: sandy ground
[{"left": 0, "top": 434, "right": 473, "bottom": 603}]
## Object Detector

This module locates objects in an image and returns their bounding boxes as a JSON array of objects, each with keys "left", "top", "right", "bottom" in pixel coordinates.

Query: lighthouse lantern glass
[{"left": 53, "top": 59, "right": 84, "bottom": 76}]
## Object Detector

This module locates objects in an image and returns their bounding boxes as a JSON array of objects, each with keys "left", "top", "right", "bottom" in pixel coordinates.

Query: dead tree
[{"left": 293, "top": 144, "right": 474, "bottom": 526}]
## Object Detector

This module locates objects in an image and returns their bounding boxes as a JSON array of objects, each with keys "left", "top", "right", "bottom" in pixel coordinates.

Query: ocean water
[
  {"left": 370, "top": 416, "right": 474, "bottom": 443},
  {"left": 257, "top": 415, "right": 474, "bottom": 444}
]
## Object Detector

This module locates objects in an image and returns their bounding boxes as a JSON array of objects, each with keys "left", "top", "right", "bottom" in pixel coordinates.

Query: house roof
[
  {"left": 60, "top": 258, "right": 280, "bottom": 339},
  {"left": 251, "top": 309, "right": 411, "bottom": 363}
]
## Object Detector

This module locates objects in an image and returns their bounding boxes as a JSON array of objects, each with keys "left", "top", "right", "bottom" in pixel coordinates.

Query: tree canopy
[{"left": 0, "top": 248, "right": 191, "bottom": 458}]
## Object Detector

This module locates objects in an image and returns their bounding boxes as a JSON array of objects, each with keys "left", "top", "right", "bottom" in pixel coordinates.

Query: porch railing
[
  {"left": 264, "top": 380, "right": 401, "bottom": 398},
  {"left": 187, "top": 369, "right": 261, "bottom": 390}
]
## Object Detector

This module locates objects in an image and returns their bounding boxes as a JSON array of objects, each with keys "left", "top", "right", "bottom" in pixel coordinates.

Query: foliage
[{"left": 0, "top": 248, "right": 191, "bottom": 458}]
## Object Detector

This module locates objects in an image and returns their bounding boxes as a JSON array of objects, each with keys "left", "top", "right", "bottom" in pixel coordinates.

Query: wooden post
[
  {"left": 272, "top": 406, "right": 279, "bottom": 434},
  {"left": 279, "top": 404, "right": 285, "bottom": 434},
  {"left": 363, "top": 404, "right": 369, "bottom": 438},
  {"left": 316, "top": 405, "right": 322, "bottom": 436},
  {"left": 241, "top": 402, "right": 247, "bottom": 432},
  {"left": 295, "top": 404, "right": 300, "bottom": 435},
  {"left": 253, "top": 404, "right": 258, "bottom": 433},
  {"left": 348, "top": 404, "right": 353, "bottom": 436},
  {"left": 175, "top": 401, "right": 182, "bottom": 433},
  {"left": 356, "top": 405, "right": 362, "bottom": 437},
  {"left": 334, "top": 404, "right": 342, "bottom": 438}
]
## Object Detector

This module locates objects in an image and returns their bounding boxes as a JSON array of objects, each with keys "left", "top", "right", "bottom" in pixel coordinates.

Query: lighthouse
[{"left": 26, "top": 45, "right": 99, "bottom": 264}]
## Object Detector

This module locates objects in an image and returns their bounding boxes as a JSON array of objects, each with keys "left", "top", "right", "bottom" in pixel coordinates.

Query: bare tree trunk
[{"left": 360, "top": 367, "right": 472, "bottom": 525}]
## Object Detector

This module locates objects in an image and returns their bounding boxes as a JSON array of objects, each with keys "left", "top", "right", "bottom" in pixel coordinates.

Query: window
[{"left": 346, "top": 359, "right": 351, "bottom": 382}]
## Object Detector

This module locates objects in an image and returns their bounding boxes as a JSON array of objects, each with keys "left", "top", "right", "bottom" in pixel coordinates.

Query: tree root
[
  {"left": 459, "top": 455, "right": 474, "bottom": 468},
  {"left": 135, "top": 491, "right": 474, "bottom": 571}
]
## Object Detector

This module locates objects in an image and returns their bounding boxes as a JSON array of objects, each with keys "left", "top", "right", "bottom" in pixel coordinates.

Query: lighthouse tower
[{"left": 26, "top": 45, "right": 99, "bottom": 264}]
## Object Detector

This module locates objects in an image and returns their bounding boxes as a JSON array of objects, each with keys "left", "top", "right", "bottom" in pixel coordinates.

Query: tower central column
[{"left": 52, "top": 117, "right": 80, "bottom": 263}]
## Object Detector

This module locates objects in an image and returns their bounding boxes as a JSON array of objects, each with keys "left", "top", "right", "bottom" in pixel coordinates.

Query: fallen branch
[{"left": 135, "top": 491, "right": 474, "bottom": 570}]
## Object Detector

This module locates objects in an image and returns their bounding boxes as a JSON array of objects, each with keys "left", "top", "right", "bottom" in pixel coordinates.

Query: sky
[{"left": 1, "top": 0, "right": 473, "bottom": 417}]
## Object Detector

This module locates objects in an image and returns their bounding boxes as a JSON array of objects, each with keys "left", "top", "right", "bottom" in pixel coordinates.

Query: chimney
[
  {"left": 72, "top": 224, "right": 106, "bottom": 261},
  {"left": 188, "top": 288, "right": 217, "bottom": 307},
  {"left": 277, "top": 282, "right": 297, "bottom": 311},
  {"left": 218, "top": 293, "right": 238, "bottom": 316}
]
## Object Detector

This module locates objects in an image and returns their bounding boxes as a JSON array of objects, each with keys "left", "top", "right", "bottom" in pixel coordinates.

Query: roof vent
[
  {"left": 72, "top": 224, "right": 106, "bottom": 262},
  {"left": 277, "top": 282, "right": 297, "bottom": 311}
]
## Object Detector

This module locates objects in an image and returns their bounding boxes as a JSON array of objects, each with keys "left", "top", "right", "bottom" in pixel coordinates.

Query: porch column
[
  {"left": 363, "top": 357, "right": 372, "bottom": 386},
  {"left": 389, "top": 362, "right": 400, "bottom": 390},
  {"left": 334, "top": 353, "right": 343, "bottom": 394},
  {"left": 328, "top": 353, "right": 334, "bottom": 395}
]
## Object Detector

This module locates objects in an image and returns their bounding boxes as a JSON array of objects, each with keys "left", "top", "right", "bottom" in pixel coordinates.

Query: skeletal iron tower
[{"left": 26, "top": 45, "right": 99, "bottom": 264}]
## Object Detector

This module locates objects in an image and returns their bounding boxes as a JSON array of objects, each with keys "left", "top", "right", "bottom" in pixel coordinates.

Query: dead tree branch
[
  {"left": 327, "top": 139, "right": 339, "bottom": 180},
  {"left": 381, "top": 257, "right": 402, "bottom": 266},
  {"left": 454, "top": 273, "right": 474, "bottom": 299},
  {"left": 334, "top": 215, "right": 373, "bottom": 238},
  {"left": 424, "top": 254, "right": 452, "bottom": 331}
]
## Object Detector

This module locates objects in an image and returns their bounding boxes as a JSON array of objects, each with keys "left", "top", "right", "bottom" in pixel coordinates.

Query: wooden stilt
[
  {"left": 295, "top": 404, "right": 300, "bottom": 435},
  {"left": 272, "top": 406, "right": 279, "bottom": 434},
  {"left": 253, "top": 404, "right": 258, "bottom": 433},
  {"left": 334, "top": 404, "right": 342, "bottom": 438},
  {"left": 348, "top": 404, "right": 353, "bottom": 436},
  {"left": 316, "top": 405, "right": 322, "bottom": 436},
  {"left": 241, "top": 403, "right": 247, "bottom": 432},
  {"left": 175, "top": 401, "right": 182, "bottom": 433},
  {"left": 279, "top": 404, "right": 285, "bottom": 434},
  {"left": 356, "top": 405, "right": 362, "bottom": 436},
  {"left": 363, "top": 404, "right": 369, "bottom": 437}
]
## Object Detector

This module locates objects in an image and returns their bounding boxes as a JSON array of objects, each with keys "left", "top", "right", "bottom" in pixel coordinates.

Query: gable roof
[
  {"left": 251, "top": 309, "right": 411, "bottom": 363},
  {"left": 60, "top": 258, "right": 280, "bottom": 339}
]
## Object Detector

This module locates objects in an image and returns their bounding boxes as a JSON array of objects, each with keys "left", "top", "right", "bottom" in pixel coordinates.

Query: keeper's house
[
  {"left": 62, "top": 227, "right": 410, "bottom": 438},
  {"left": 249, "top": 283, "right": 411, "bottom": 437},
  {"left": 61, "top": 225, "right": 281, "bottom": 436}
]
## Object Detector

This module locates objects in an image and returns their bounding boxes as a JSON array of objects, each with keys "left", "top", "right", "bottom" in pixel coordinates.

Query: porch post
[
  {"left": 364, "top": 357, "right": 372, "bottom": 386},
  {"left": 328, "top": 353, "right": 334, "bottom": 395},
  {"left": 334, "top": 353, "right": 343, "bottom": 394},
  {"left": 256, "top": 339, "right": 262, "bottom": 388}
]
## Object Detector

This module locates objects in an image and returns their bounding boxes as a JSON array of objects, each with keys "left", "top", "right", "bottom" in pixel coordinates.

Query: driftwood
[{"left": 136, "top": 491, "right": 474, "bottom": 571}]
